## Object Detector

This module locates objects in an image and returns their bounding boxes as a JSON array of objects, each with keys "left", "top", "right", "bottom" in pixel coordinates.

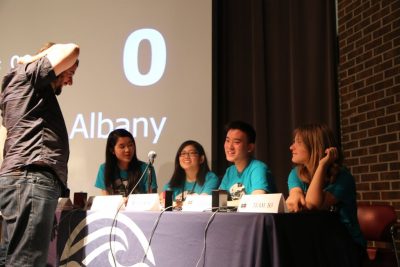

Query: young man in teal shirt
[{"left": 219, "top": 121, "right": 276, "bottom": 200}]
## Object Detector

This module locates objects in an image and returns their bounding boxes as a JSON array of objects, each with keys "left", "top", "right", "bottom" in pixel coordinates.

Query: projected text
[{"left": 69, "top": 112, "right": 167, "bottom": 144}]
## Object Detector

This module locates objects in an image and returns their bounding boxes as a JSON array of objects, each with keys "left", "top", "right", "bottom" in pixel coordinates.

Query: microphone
[
  {"left": 147, "top": 151, "right": 156, "bottom": 193},
  {"left": 148, "top": 151, "right": 157, "bottom": 165},
  {"left": 126, "top": 151, "right": 157, "bottom": 195}
]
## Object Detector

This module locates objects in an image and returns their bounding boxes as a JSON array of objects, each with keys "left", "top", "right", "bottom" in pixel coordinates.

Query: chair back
[{"left": 357, "top": 204, "right": 397, "bottom": 242}]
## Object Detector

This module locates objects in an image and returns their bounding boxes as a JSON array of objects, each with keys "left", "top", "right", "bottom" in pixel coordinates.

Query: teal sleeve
[
  {"left": 161, "top": 180, "right": 182, "bottom": 201},
  {"left": 325, "top": 169, "right": 355, "bottom": 201},
  {"left": 287, "top": 168, "right": 303, "bottom": 190},
  {"left": 151, "top": 166, "right": 158, "bottom": 190},
  {"left": 94, "top": 164, "right": 106, "bottom": 190},
  {"left": 219, "top": 172, "right": 228, "bottom": 191},
  {"left": 201, "top": 172, "right": 220, "bottom": 194},
  {"left": 249, "top": 163, "right": 269, "bottom": 193}
]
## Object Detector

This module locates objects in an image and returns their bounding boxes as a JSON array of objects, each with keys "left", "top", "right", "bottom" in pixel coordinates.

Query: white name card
[
  {"left": 227, "top": 199, "right": 240, "bottom": 207},
  {"left": 237, "top": 193, "right": 287, "bottom": 213},
  {"left": 125, "top": 193, "right": 161, "bottom": 211},
  {"left": 182, "top": 195, "right": 212, "bottom": 212},
  {"left": 90, "top": 195, "right": 125, "bottom": 212}
]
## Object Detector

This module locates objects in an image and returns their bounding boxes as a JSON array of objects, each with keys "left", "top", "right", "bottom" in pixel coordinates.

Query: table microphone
[
  {"left": 148, "top": 150, "right": 157, "bottom": 164},
  {"left": 147, "top": 151, "right": 157, "bottom": 193}
]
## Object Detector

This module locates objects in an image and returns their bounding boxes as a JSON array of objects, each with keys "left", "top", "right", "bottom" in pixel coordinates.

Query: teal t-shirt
[
  {"left": 288, "top": 167, "right": 366, "bottom": 247},
  {"left": 95, "top": 161, "right": 157, "bottom": 194},
  {"left": 162, "top": 171, "right": 220, "bottom": 201},
  {"left": 219, "top": 158, "right": 276, "bottom": 200}
]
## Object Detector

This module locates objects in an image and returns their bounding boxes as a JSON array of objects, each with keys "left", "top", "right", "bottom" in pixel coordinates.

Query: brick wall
[
  {"left": 337, "top": 0, "right": 400, "bottom": 207},
  {"left": 337, "top": 0, "right": 400, "bottom": 256}
]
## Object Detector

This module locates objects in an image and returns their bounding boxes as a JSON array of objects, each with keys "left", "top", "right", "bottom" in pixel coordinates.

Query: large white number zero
[{"left": 123, "top": 28, "right": 167, "bottom": 86}]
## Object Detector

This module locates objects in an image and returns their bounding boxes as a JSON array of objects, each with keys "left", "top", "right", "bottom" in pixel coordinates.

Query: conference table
[{"left": 47, "top": 209, "right": 359, "bottom": 267}]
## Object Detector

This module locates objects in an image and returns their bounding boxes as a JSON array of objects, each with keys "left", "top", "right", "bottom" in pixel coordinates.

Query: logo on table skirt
[{"left": 58, "top": 212, "right": 157, "bottom": 266}]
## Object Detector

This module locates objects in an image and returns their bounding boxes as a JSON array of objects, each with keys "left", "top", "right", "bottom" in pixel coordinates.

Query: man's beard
[
  {"left": 53, "top": 77, "right": 63, "bottom": 95},
  {"left": 54, "top": 87, "right": 62, "bottom": 95}
]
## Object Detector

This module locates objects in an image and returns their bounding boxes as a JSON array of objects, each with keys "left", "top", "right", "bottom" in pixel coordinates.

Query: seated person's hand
[
  {"left": 319, "top": 147, "right": 338, "bottom": 167},
  {"left": 286, "top": 188, "right": 305, "bottom": 212}
]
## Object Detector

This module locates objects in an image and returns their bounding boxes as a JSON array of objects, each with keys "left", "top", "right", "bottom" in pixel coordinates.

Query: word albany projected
[
  {"left": 70, "top": 112, "right": 167, "bottom": 144},
  {"left": 0, "top": 0, "right": 212, "bottom": 198}
]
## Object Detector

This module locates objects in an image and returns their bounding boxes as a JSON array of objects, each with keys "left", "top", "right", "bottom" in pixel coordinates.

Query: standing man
[
  {"left": 219, "top": 121, "right": 276, "bottom": 200},
  {"left": 0, "top": 42, "right": 80, "bottom": 266}
]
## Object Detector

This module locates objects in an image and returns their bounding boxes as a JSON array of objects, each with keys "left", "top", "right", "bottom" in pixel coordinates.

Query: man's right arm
[
  {"left": 18, "top": 43, "right": 80, "bottom": 76},
  {"left": 46, "top": 43, "right": 80, "bottom": 76}
]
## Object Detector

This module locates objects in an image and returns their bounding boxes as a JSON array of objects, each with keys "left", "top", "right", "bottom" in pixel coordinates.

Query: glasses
[{"left": 179, "top": 151, "right": 199, "bottom": 157}]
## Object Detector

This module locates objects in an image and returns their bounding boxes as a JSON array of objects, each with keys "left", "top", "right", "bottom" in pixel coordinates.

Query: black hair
[
  {"left": 225, "top": 120, "right": 256, "bottom": 144},
  {"left": 104, "top": 129, "right": 142, "bottom": 194},
  {"left": 169, "top": 140, "right": 210, "bottom": 188}
]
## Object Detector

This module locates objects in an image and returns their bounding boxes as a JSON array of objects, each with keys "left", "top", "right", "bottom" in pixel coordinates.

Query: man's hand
[{"left": 17, "top": 54, "right": 33, "bottom": 64}]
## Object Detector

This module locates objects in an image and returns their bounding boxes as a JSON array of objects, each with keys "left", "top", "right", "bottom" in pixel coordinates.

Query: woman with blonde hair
[{"left": 286, "top": 123, "right": 365, "bottom": 261}]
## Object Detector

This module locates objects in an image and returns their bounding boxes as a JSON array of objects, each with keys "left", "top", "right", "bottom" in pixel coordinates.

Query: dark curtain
[{"left": 212, "top": 0, "right": 339, "bottom": 195}]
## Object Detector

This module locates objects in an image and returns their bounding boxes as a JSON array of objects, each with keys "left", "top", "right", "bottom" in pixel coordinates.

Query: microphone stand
[
  {"left": 146, "top": 151, "right": 156, "bottom": 193},
  {"left": 147, "top": 161, "right": 152, "bottom": 193}
]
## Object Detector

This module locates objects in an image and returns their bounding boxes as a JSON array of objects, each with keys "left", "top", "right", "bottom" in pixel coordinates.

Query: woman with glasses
[
  {"left": 94, "top": 129, "right": 157, "bottom": 196},
  {"left": 161, "top": 140, "right": 219, "bottom": 203}
]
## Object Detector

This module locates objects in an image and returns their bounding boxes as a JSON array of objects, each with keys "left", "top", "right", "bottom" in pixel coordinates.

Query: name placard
[
  {"left": 90, "top": 195, "right": 125, "bottom": 212},
  {"left": 182, "top": 195, "right": 212, "bottom": 212},
  {"left": 237, "top": 193, "right": 287, "bottom": 213},
  {"left": 125, "top": 193, "right": 161, "bottom": 211}
]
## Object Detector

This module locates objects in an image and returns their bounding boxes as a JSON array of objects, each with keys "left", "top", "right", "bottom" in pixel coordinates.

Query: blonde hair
[{"left": 294, "top": 123, "right": 342, "bottom": 184}]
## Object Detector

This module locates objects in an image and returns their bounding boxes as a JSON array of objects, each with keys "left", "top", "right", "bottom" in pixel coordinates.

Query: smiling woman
[
  {"left": 160, "top": 140, "right": 219, "bottom": 204},
  {"left": 94, "top": 129, "right": 158, "bottom": 196}
]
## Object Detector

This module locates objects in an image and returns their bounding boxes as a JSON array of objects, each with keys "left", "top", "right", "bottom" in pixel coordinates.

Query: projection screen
[{"left": 0, "top": 0, "right": 212, "bottom": 198}]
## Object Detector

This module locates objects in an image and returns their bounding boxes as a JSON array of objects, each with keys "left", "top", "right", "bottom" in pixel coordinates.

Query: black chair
[{"left": 357, "top": 203, "right": 399, "bottom": 267}]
